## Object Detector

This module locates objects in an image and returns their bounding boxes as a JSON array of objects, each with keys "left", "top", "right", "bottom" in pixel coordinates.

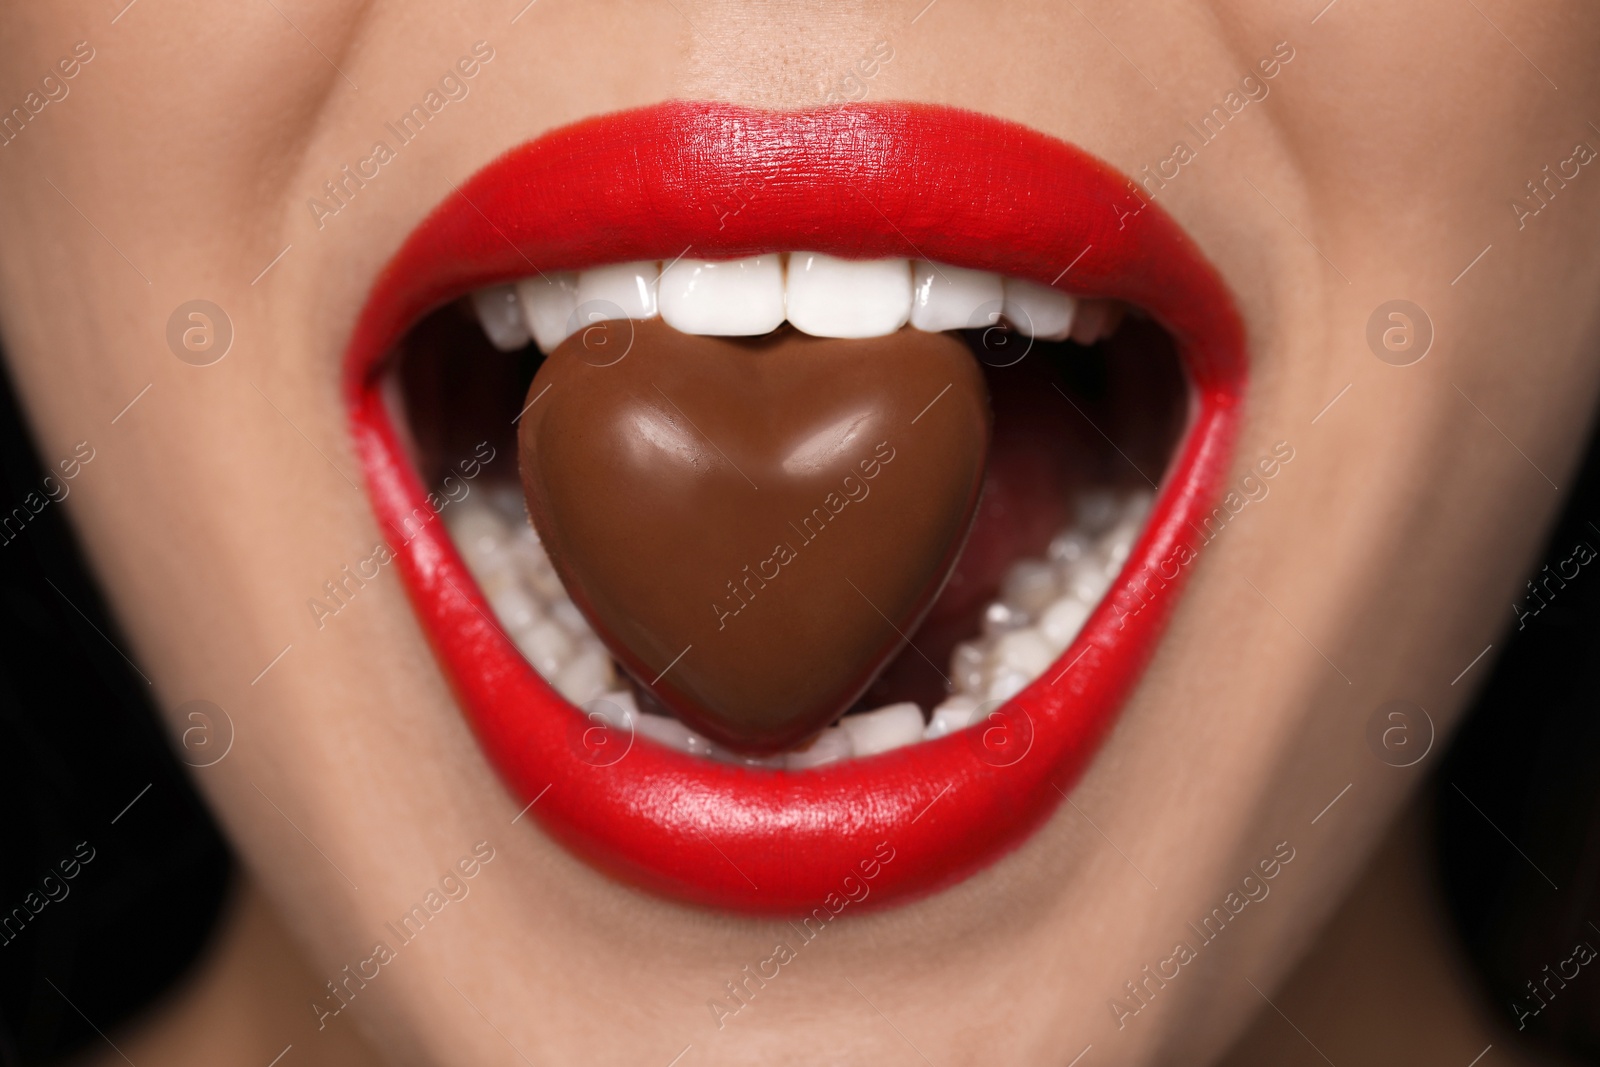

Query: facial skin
[{"left": 3, "top": 1, "right": 1599, "bottom": 1064}]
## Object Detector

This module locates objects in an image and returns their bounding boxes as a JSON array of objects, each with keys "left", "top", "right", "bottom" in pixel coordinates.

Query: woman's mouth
[{"left": 344, "top": 102, "right": 1246, "bottom": 913}]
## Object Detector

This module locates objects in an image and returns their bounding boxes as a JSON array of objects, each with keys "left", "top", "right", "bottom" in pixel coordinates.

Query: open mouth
[
  {"left": 345, "top": 103, "right": 1246, "bottom": 913},
  {"left": 410, "top": 265, "right": 1174, "bottom": 759}
]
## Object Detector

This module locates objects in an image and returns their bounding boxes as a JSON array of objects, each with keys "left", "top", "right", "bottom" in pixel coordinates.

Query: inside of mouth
[{"left": 388, "top": 255, "right": 1187, "bottom": 770}]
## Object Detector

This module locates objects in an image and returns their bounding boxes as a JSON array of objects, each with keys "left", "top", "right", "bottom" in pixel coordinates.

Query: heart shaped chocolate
[{"left": 518, "top": 318, "right": 990, "bottom": 752}]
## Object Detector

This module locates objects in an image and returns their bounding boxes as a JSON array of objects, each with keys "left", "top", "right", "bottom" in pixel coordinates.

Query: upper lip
[{"left": 344, "top": 101, "right": 1247, "bottom": 913}]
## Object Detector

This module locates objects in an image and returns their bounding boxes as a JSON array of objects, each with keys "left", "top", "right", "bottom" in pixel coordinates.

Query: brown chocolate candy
[{"left": 518, "top": 319, "right": 990, "bottom": 752}]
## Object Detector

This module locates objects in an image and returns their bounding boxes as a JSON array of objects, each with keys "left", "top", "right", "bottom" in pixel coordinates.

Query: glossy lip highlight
[{"left": 344, "top": 102, "right": 1247, "bottom": 913}]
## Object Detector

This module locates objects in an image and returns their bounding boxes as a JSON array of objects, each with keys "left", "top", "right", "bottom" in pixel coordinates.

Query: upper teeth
[
  {"left": 787, "top": 253, "right": 912, "bottom": 339},
  {"left": 467, "top": 255, "right": 1124, "bottom": 353},
  {"left": 661, "top": 255, "right": 784, "bottom": 337}
]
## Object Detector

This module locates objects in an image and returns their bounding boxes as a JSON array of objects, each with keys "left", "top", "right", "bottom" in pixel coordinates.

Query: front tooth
[
  {"left": 513, "top": 619, "right": 573, "bottom": 677},
  {"left": 486, "top": 583, "right": 540, "bottom": 633},
  {"left": 469, "top": 284, "right": 530, "bottom": 351},
  {"left": 553, "top": 646, "right": 615, "bottom": 705},
  {"left": 1002, "top": 278, "right": 1076, "bottom": 340},
  {"left": 1063, "top": 554, "right": 1115, "bottom": 604},
  {"left": 583, "top": 691, "right": 638, "bottom": 730},
  {"left": 516, "top": 272, "right": 579, "bottom": 352},
  {"left": 1099, "top": 512, "right": 1144, "bottom": 566},
  {"left": 574, "top": 260, "right": 660, "bottom": 322},
  {"left": 658, "top": 255, "right": 784, "bottom": 336},
  {"left": 448, "top": 505, "right": 511, "bottom": 571},
  {"left": 785, "top": 725, "right": 854, "bottom": 769},
  {"left": 1039, "top": 596, "right": 1092, "bottom": 652},
  {"left": 924, "top": 695, "right": 983, "bottom": 740},
  {"left": 986, "top": 666, "right": 1031, "bottom": 703},
  {"left": 1069, "top": 298, "right": 1109, "bottom": 345},
  {"left": 951, "top": 641, "right": 989, "bottom": 696},
  {"left": 838, "top": 702, "right": 924, "bottom": 757},
  {"left": 786, "top": 253, "right": 912, "bottom": 339},
  {"left": 1000, "top": 560, "right": 1059, "bottom": 616},
  {"left": 993, "top": 629, "right": 1056, "bottom": 680},
  {"left": 635, "top": 713, "right": 696, "bottom": 754},
  {"left": 633, "top": 711, "right": 727, "bottom": 759},
  {"left": 910, "top": 262, "right": 1003, "bottom": 332}
]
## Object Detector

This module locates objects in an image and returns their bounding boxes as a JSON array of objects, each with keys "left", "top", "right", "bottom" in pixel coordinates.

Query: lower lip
[{"left": 346, "top": 102, "right": 1246, "bottom": 913}]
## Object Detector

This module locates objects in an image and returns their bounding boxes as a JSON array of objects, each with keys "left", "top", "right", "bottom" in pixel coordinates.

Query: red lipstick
[{"left": 345, "top": 102, "right": 1246, "bottom": 913}]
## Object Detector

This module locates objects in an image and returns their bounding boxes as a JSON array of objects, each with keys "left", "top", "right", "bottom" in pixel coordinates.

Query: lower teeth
[{"left": 445, "top": 485, "right": 1151, "bottom": 770}]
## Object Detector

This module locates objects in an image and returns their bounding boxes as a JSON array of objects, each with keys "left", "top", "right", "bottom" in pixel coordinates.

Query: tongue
[{"left": 518, "top": 319, "right": 991, "bottom": 753}]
